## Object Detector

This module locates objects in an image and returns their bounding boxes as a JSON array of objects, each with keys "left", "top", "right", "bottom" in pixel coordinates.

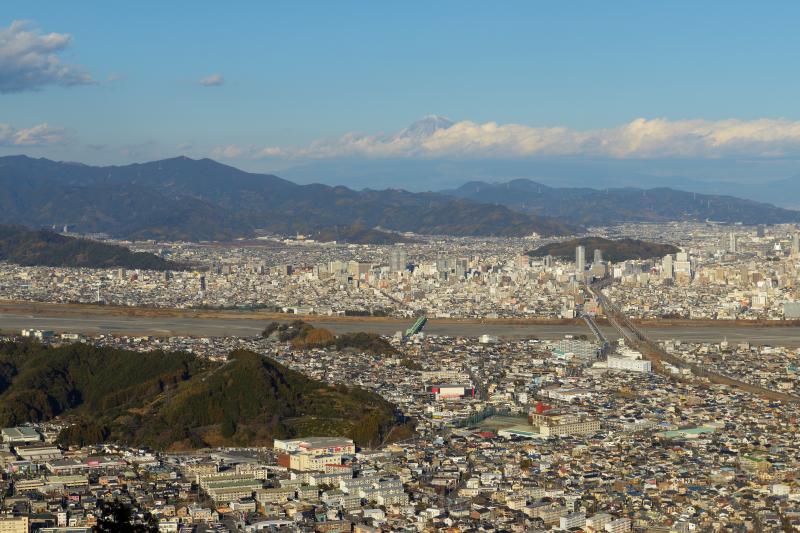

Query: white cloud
[
  {"left": 211, "top": 115, "right": 800, "bottom": 161},
  {"left": 211, "top": 144, "right": 247, "bottom": 158},
  {"left": 0, "top": 20, "right": 94, "bottom": 93},
  {"left": 211, "top": 144, "right": 289, "bottom": 160},
  {"left": 200, "top": 73, "right": 224, "bottom": 87},
  {"left": 0, "top": 122, "right": 66, "bottom": 146}
]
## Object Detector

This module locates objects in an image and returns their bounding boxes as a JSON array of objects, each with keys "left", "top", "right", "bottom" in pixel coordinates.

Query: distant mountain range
[
  {"left": 0, "top": 225, "right": 182, "bottom": 270},
  {"left": 443, "top": 179, "right": 800, "bottom": 226},
  {"left": 2, "top": 155, "right": 797, "bottom": 244},
  {"left": 0, "top": 342, "right": 402, "bottom": 450},
  {"left": 0, "top": 155, "right": 577, "bottom": 241}
]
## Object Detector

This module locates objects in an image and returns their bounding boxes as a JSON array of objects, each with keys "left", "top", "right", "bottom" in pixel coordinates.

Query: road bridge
[{"left": 586, "top": 279, "right": 800, "bottom": 404}]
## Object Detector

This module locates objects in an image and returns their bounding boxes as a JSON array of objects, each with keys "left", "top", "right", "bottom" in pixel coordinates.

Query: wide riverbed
[{"left": 1, "top": 310, "right": 799, "bottom": 345}]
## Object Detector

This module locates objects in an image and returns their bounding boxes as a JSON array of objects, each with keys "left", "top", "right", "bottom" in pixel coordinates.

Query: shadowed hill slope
[{"left": 0, "top": 341, "right": 401, "bottom": 449}]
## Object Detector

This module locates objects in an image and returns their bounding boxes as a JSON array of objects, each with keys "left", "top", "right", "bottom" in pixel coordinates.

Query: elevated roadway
[{"left": 586, "top": 279, "right": 800, "bottom": 404}]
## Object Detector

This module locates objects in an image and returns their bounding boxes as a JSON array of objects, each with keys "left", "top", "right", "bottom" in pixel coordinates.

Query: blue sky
[{"left": 2, "top": 1, "right": 800, "bottom": 190}]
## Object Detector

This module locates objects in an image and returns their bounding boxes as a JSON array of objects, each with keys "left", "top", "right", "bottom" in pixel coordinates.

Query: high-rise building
[
  {"left": 593, "top": 249, "right": 603, "bottom": 264},
  {"left": 661, "top": 254, "right": 674, "bottom": 279},
  {"left": 757, "top": 225, "right": 766, "bottom": 238},
  {"left": 388, "top": 247, "right": 407, "bottom": 272},
  {"left": 792, "top": 233, "right": 800, "bottom": 256},
  {"left": 728, "top": 232, "right": 738, "bottom": 253},
  {"left": 674, "top": 251, "right": 692, "bottom": 279},
  {"left": 435, "top": 254, "right": 450, "bottom": 274},
  {"left": 575, "top": 245, "right": 586, "bottom": 274},
  {"left": 455, "top": 257, "right": 469, "bottom": 279},
  {"left": 199, "top": 275, "right": 206, "bottom": 292},
  {"left": 348, "top": 261, "right": 371, "bottom": 279}
]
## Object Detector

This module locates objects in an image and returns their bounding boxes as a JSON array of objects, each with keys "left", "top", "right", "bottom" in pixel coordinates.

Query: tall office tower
[
  {"left": 593, "top": 249, "right": 603, "bottom": 264},
  {"left": 199, "top": 275, "right": 206, "bottom": 292},
  {"left": 661, "top": 254, "right": 674, "bottom": 279},
  {"left": 757, "top": 225, "right": 766, "bottom": 238},
  {"left": 389, "top": 247, "right": 408, "bottom": 272},
  {"left": 329, "top": 260, "right": 347, "bottom": 274},
  {"left": 728, "top": 232, "right": 738, "bottom": 253},
  {"left": 792, "top": 233, "right": 800, "bottom": 256},
  {"left": 674, "top": 251, "right": 692, "bottom": 278},
  {"left": 544, "top": 255, "right": 554, "bottom": 268},
  {"left": 575, "top": 245, "right": 586, "bottom": 273},
  {"left": 455, "top": 257, "right": 469, "bottom": 278},
  {"left": 436, "top": 255, "right": 450, "bottom": 274}
]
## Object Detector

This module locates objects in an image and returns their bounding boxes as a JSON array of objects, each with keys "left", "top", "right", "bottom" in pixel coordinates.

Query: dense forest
[
  {"left": 0, "top": 225, "right": 183, "bottom": 270},
  {"left": 527, "top": 237, "right": 679, "bottom": 262},
  {"left": 0, "top": 341, "right": 402, "bottom": 449}
]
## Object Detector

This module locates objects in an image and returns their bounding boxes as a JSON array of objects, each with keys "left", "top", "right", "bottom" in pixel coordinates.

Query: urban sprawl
[{"left": 1, "top": 222, "right": 800, "bottom": 533}]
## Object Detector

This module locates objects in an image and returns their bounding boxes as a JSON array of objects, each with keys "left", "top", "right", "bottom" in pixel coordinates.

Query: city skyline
[{"left": 2, "top": 4, "right": 800, "bottom": 532}]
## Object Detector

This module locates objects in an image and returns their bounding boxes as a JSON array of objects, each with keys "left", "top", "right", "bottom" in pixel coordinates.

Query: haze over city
[{"left": 1, "top": 3, "right": 800, "bottom": 533}]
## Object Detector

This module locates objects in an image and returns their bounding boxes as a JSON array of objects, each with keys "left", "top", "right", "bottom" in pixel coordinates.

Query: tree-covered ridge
[
  {"left": 447, "top": 179, "right": 800, "bottom": 226},
  {"left": 262, "top": 320, "right": 397, "bottom": 355},
  {"left": 527, "top": 237, "right": 679, "bottom": 262},
  {"left": 0, "top": 341, "right": 401, "bottom": 450},
  {"left": 0, "top": 225, "right": 183, "bottom": 270},
  {"left": 0, "top": 155, "right": 579, "bottom": 241}
]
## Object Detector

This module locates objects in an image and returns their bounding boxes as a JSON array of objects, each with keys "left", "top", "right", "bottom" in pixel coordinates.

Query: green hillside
[
  {"left": 0, "top": 225, "right": 183, "bottom": 270},
  {"left": 262, "top": 320, "right": 397, "bottom": 355},
  {"left": 0, "top": 341, "right": 400, "bottom": 450},
  {"left": 527, "top": 237, "right": 679, "bottom": 262}
]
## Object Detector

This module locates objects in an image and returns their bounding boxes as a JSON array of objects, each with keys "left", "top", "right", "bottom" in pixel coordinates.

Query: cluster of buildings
[
  {"left": 3, "top": 223, "right": 800, "bottom": 322},
  {"left": 602, "top": 224, "right": 800, "bottom": 320},
  {"left": 2, "top": 223, "right": 800, "bottom": 531},
  {"left": 660, "top": 339, "right": 800, "bottom": 396},
  {"left": 3, "top": 319, "right": 799, "bottom": 531}
]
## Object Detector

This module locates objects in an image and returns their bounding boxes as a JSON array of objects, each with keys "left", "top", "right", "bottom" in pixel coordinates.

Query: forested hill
[
  {"left": 0, "top": 155, "right": 579, "bottom": 241},
  {"left": 0, "top": 225, "right": 182, "bottom": 270},
  {"left": 527, "top": 237, "right": 679, "bottom": 262},
  {"left": 0, "top": 341, "right": 401, "bottom": 450}
]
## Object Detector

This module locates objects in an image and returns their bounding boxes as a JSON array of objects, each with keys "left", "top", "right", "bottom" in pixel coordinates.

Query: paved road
[
  {"left": 590, "top": 283, "right": 800, "bottom": 403},
  {"left": 1, "top": 311, "right": 800, "bottom": 345}
]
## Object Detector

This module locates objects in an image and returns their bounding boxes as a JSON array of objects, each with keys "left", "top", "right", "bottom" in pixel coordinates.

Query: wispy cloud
[
  {"left": 0, "top": 20, "right": 94, "bottom": 93},
  {"left": 0, "top": 122, "right": 67, "bottom": 146},
  {"left": 199, "top": 73, "right": 224, "bottom": 87},
  {"left": 212, "top": 115, "right": 800, "bottom": 161}
]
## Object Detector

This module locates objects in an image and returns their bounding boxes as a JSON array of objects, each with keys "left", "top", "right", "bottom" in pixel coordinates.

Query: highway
[
  {"left": 1, "top": 308, "right": 800, "bottom": 345},
  {"left": 586, "top": 281, "right": 800, "bottom": 404}
]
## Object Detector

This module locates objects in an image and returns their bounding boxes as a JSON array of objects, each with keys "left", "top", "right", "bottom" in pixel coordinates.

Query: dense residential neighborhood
[{"left": 1, "top": 320, "right": 798, "bottom": 532}]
